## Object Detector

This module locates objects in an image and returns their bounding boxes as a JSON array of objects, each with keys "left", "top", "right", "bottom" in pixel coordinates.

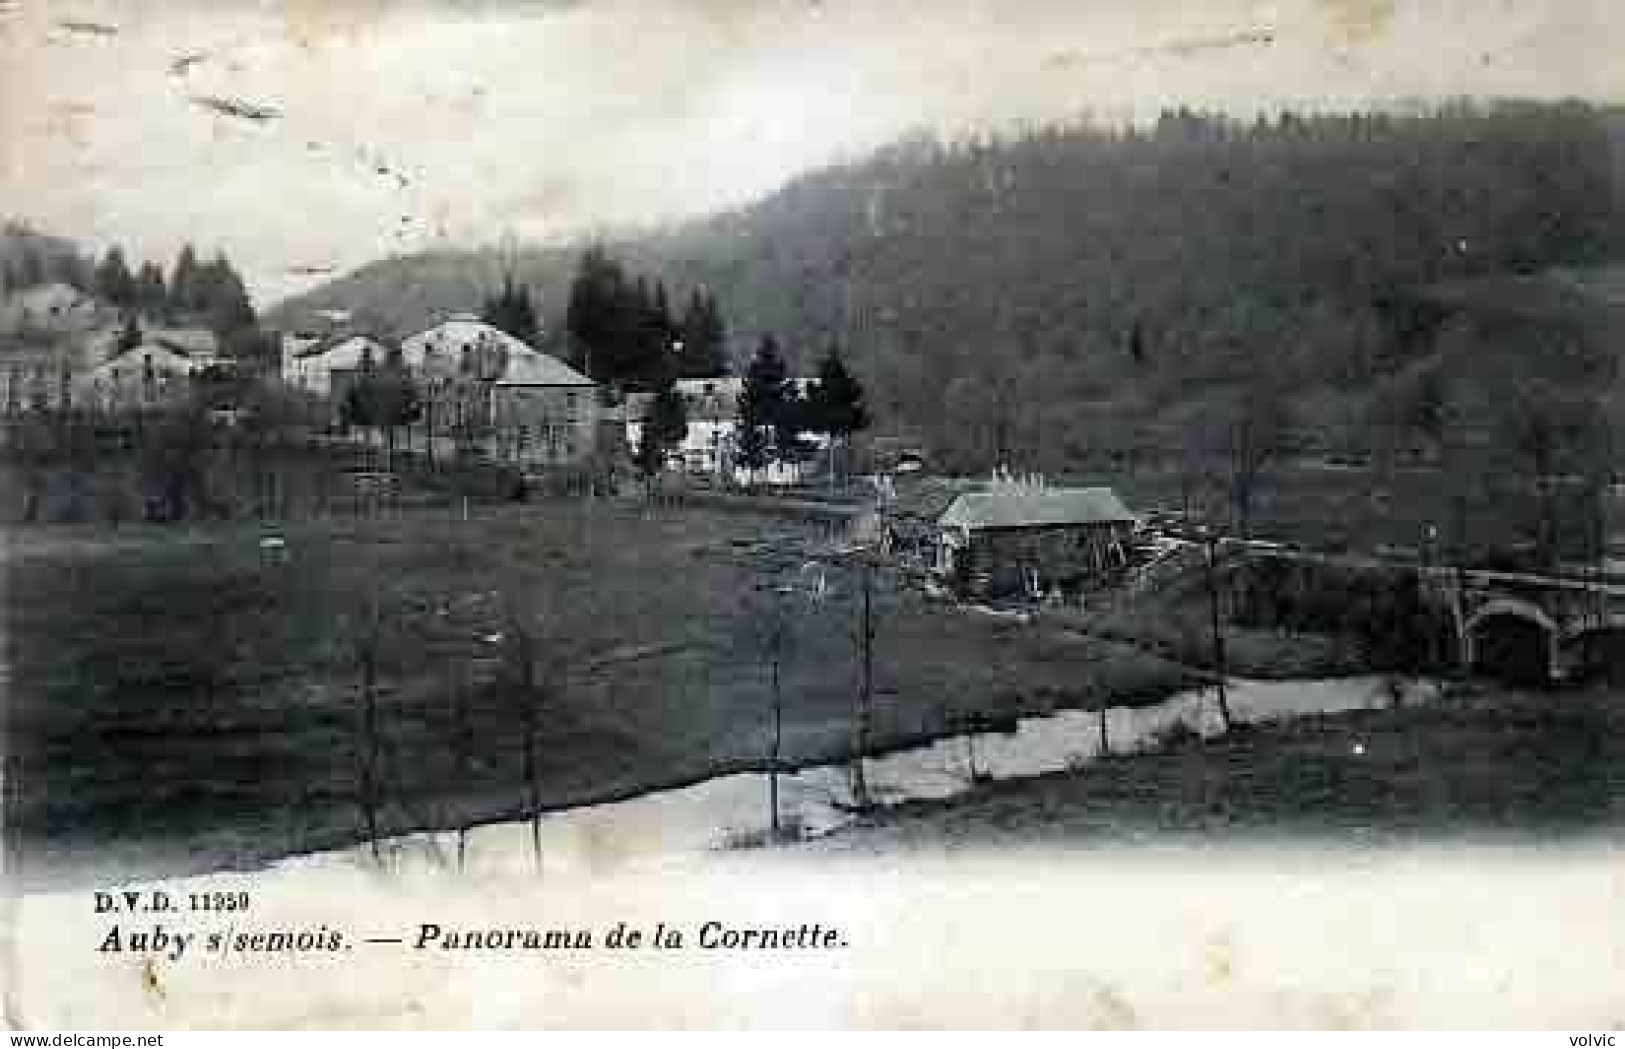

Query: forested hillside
[{"left": 271, "top": 101, "right": 1625, "bottom": 473}]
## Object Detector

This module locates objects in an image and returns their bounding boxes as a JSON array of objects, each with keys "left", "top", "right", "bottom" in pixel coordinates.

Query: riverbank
[{"left": 820, "top": 681, "right": 1625, "bottom": 852}]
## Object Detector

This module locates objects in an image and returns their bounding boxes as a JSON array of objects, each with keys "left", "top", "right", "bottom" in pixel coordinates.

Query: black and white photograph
[{"left": 2, "top": 0, "right": 1624, "bottom": 1030}]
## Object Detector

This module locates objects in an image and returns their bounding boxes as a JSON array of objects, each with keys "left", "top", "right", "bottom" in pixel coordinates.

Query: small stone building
[{"left": 935, "top": 476, "right": 1138, "bottom": 600}]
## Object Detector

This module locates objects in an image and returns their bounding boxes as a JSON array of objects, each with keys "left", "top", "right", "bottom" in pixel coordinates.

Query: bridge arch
[
  {"left": 1464, "top": 598, "right": 1562, "bottom": 637},
  {"left": 1464, "top": 598, "right": 1559, "bottom": 686}
]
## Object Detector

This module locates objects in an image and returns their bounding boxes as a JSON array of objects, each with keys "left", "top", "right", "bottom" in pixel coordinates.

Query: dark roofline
[{"left": 950, "top": 520, "right": 1133, "bottom": 533}]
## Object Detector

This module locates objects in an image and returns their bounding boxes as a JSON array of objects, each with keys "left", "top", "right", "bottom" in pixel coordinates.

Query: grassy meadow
[{"left": 3, "top": 499, "right": 1198, "bottom": 884}]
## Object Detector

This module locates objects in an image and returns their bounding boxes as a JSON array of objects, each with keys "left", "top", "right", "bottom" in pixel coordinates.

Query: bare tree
[
  {"left": 349, "top": 587, "right": 386, "bottom": 865},
  {"left": 443, "top": 656, "right": 476, "bottom": 872},
  {"left": 752, "top": 588, "right": 794, "bottom": 839},
  {"left": 850, "top": 556, "right": 877, "bottom": 810},
  {"left": 1203, "top": 531, "right": 1233, "bottom": 731},
  {"left": 499, "top": 591, "right": 548, "bottom": 871}
]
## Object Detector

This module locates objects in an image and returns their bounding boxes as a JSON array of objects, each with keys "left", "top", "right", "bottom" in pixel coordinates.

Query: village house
[
  {"left": 273, "top": 315, "right": 600, "bottom": 466},
  {"left": 280, "top": 330, "right": 324, "bottom": 362},
  {"left": 280, "top": 332, "right": 341, "bottom": 391},
  {"left": 0, "top": 282, "right": 103, "bottom": 339},
  {"left": 287, "top": 334, "right": 394, "bottom": 400},
  {"left": 479, "top": 350, "right": 598, "bottom": 466},
  {"left": 403, "top": 316, "right": 598, "bottom": 467},
  {"left": 623, "top": 376, "right": 826, "bottom": 485},
  {"left": 73, "top": 340, "right": 213, "bottom": 413},
  {"left": 1, "top": 308, "right": 221, "bottom": 416},
  {"left": 3, "top": 351, "right": 76, "bottom": 414},
  {"left": 673, "top": 377, "right": 744, "bottom": 475},
  {"left": 934, "top": 472, "right": 1139, "bottom": 600}
]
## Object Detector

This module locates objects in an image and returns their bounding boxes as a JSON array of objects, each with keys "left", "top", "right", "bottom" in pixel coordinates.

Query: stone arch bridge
[
  {"left": 1237, "top": 547, "right": 1625, "bottom": 686},
  {"left": 1429, "top": 568, "right": 1625, "bottom": 685}
]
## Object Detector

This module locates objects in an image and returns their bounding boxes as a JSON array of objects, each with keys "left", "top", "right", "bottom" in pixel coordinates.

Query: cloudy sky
[{"left": 2, "top": 0, "right": 1622, "bottom": 305}]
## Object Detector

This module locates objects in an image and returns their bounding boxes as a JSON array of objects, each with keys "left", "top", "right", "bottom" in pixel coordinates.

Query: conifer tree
[
  {"left": 679, "top": 290, "right": 729, "bottom": 378},
  {"left": 200, "top": 253, "right": 256, "bottom": 336},
  {"left": 566, "top": 246, "right": 624, "bottom": 380},
  {"left": 343, "top": 344, "right": 421, "bottom": 469},
  {"left": 135, "top": 262, "right": 168, "bottom": 318},
  {"left": 636, "top": 380, "right": 689, "bottom": 488},
  {"left": 170, "top": 244, "right": 201, "bottom": 313},
  {"left": 737, "top": 335, "right": 791, "bottom": 479},
  {"left": 94, "top": 246, "right": 136, "bottom": 308},
  {"left": 808, "top": 344, "right": 869, "bottom": 440},
  {"left": 480, "top": 275, "right": 541, "bottom": 346},
  {"left": 807, "top": 343, "right": 870, "bottom": 481}
]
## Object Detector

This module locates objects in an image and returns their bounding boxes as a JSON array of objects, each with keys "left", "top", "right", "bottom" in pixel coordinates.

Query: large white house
[{"left": 404, "top": 318, "right": 597, "bottom": 465}]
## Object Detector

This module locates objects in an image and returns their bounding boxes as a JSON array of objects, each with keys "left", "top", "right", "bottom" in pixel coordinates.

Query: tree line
[
  {"left": 734, "top": 334, "right": 870, "bottom": 481},
  {"left": 3, "top": 230, "right": 260, "bottom": 342},
  {"left": 2, "top": 226, "right": 278, "bottom": 371},
  {"left": 564, "top": 246, "right": 728, "bottom": 390},
  {"left": 641, "top": 102, "right": 1621, "bottom": 481},
  {"left": 91, "top": 243, "right": 259, "bottom": 340},
  {"left": 268, "top": 100, "right": 1625, "bottom": 491}
]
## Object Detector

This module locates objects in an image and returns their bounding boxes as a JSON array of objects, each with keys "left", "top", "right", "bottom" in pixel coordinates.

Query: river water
[{"left": 300, "top": 674, "right": 1439, "bottom": 879}]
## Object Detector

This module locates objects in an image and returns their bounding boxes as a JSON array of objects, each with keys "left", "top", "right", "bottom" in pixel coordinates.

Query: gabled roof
[
  {"left": 494, "top": 351, "right": 594, "bottom": 387},
  {"left": 297, "top": 335, "right": 394, "bottom": 370},
  {"left": 83, "top": 341, "right": 203, "bottom": 380},
  {"left": 286, "top": 332, "right": 334, "bottom": 358},
  {"left": 888, "top": 474, "right": 982, "bottom": 520},
  {"left": 940, "top": 486, "right": 1136, "bottom": 530},
  {"left": 0, "top": 283, "right": 102, "bottom": 337},
  {"left": 2, "top": 282, "right": 92, "bottom": 314},
  {"left": 143, "top": 325, "right": 218, "bottom": 358},
  {"left": 401, "top": 318, "right": 541, "bottom": 368}
]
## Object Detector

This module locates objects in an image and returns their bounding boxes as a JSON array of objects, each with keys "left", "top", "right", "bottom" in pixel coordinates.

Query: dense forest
[{"left": 273, "top": 101, "right": 1625, "bottom": 475}]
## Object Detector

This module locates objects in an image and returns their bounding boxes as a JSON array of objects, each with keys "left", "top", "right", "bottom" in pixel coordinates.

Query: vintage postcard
[{"left": 2, "top": 0, "right": 1624, "bottom": 1031}]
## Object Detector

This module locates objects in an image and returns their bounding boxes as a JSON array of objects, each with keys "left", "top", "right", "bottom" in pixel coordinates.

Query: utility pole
[
  {"left": 767, "top": 594, "right": 786, "bottom": 839},
  {"left": 1424, "top": 523, "right": 1447, "bottom": 693},
  {"left": 770, "top": 643, "right": 782, "bottom": 837},
  {"left": 852, "top": 556, "right": 874, "bottom": 810},
  {"left": 1452, "top": 492, "right": 1471, "bottom": 685},
  {"left": 1204, "top": 531, "right": 1232, "bottom": 731}
]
